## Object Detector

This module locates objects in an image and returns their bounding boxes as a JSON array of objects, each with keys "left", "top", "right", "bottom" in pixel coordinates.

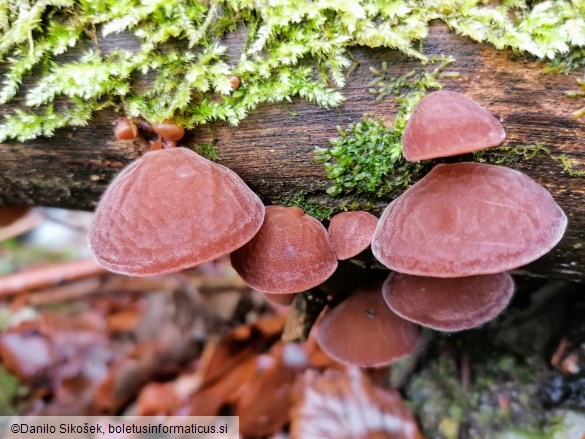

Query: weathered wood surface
[{"left": 1, "top": 23, "right": 584, "bottom": 281}]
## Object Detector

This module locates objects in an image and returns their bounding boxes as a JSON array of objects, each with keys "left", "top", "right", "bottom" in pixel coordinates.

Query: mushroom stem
[{"left": 281, "top": 289, "right": 328, "bottom": 342}]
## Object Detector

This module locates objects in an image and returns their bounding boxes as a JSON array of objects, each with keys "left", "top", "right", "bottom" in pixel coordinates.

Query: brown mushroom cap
[
  {"left": 382, "top": 272, "right": 515, "bottom": 332},
  {"left": 402, "top": 90, "right": 505, "bottom": 162},
  {"left": 372, "top": 163, "right": 567, "bottom": 277},
  {"left": 151, "top": 120, "right": 185, "bottom": 142},
  {"left": 316, "top": 280, "right": 420, "bottom": 368},
  {"left": 114, "top": 118, "right": 138, "bottom": 140},
  {"left": 231, "top": 206, "right": 338, "bottom": 294},
  {"left": 89, "top": 147, "right": 265, "bottom": 276},
  {"left": 328, "top": 211, "right": 378, "bottom": 260}
]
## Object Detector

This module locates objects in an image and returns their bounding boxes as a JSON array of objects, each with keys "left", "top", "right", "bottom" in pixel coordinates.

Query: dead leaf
[{"left": 291, "top": 367, "right": 424, "bottom": 439}]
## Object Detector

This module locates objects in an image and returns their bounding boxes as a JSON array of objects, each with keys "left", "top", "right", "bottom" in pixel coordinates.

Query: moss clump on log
[{"left": 1, "top": 0, "right": 584, "bottom": 142}]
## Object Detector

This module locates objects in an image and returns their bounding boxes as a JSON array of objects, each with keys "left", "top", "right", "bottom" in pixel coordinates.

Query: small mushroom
[
  {"left": 229, "top": 75, "right": 241, "bottom": 91},
  {"left": 372, "top": 163, "right": 567, "bottom": 277},
  {"left": 151, "top": 120, "right": 185, "bottom": 142},
  {"left": 114, "top": 118, "right": 139, "bottom": 140},
  {"left": 316, "top": 280, "right": 420, "bottom": 368},
  {"left": 89, "top": 147, "right": 265, "bottom": 276},
  {"left": 382, "top": 272, "right": 515, "bottom": 332},
  {"left": 231, "top": 206, "right": 338, "bottom": 294},
  {"left": 402, "top": 90, "right": 505, "bottom": 162},
  {"left": 328, "top": 211, "right": 378, "bottom": 260}
]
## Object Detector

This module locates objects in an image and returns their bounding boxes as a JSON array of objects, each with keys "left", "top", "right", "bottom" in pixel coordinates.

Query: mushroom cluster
[
  {"left": 90, "top": 92, "right": 567, "bottom": 369},
  {"left": 316, "top": 91, "right": 567, "bottom": 367}
]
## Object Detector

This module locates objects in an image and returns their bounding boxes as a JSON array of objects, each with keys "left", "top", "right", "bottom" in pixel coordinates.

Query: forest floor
[{"left": 0, "top": 208, "right": 584, "bottom": 439}]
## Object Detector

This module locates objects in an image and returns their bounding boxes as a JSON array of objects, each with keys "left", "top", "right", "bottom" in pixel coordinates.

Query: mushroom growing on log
[
  {"left": 382, "top": 272, "right": 515, "bottom": 332},
  {"left": 402, "top": 90, "right": 506, "bottom": 162},
  {"left": 89, "top": 147, "right": 265, "bottom": 276},
  {"left": 316, "top": 279, "right": 420, "bottom": 368},
  {"left": 231, "top": 206, "right": 338, "bottom": 294},
  {"left": 328, "top": 211, "right": 378, "bottom": 260},
  {"left": 372, "top": 163, "right": 567, "bottom": 277}
]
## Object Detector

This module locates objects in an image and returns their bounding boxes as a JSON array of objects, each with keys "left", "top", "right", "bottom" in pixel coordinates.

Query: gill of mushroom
[{"left": 89, "top": 147, "right": 265, "bottom": 276}]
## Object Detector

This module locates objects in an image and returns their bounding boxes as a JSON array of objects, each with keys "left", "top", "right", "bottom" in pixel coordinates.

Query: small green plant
[
  {"left": 473, "top": 143, "right": 585, "bottom": 177},
  {"left": 0, "top": 365, "right": 27, "bottom": 415},
  {"left": 277, "top": 191, "right": 335, "bottom": 220}
]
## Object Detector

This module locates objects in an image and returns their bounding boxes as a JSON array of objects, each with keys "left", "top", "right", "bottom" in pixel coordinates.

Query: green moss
[
  {"left": 407, "top": 337, "right": 557, "bottom": 438},
  {"left": 276, "top": 191, "right": 335, "bottom": 220},
  {"left": 0, "top": 365, "right": 27, "bottom": 415},
  {"left": 473, "top": 143, "right": 585, "bottom": 177},
  {"left": 194, "top": 143, "right": 220, "bottom": 161},
  {"left": 314, "top": 58, "right": 453, "bottom": 198},
  {"left": 1, "top": 1, "right": 584, "bottom": 142}
]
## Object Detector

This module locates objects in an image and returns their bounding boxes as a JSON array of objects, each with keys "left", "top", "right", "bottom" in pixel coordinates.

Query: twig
[
  {"left": 0, "top": 258, "right": 107, "bottom": 297},
  {"left": 281, "top": 289, "right": 328, "bottom": 343}
]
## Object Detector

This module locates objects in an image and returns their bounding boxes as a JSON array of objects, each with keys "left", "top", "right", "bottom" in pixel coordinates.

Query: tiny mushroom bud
[
  {"left": 328, "top": 211, "right": 378, "bottom": 260},
  {"left": 229, "top": 75, "right": 241, "bottom": 91},
  {"left": 382, "top": 272, "right": 515, "bottom": 332},
  {"left": 402, "top": 90, "right": 505, "bottom": 162},
  {"left": 316, "top": 280, "right": 420, "bottom": 368},
  {"left": 151, "top": 120, "right": 185, "bottom": 142},
  {"left": 372, "top": 163, "right": 567, "bottom": 277},
  {"left": 89, "top": 147, "right": 265, "bottom": 276},
  {"left": 231, "top": 206, "right": 338, "bottom": 294},
  {"left": 114, "top": 118, "right": 139, "bottom": 140}
]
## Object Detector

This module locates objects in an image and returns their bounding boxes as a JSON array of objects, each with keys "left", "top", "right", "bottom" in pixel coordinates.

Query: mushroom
[
  {"left": 328, "top": 211, "right": 378, "bottom": 260},
  {"left": 89, "top": 147, "right": 265, "bottom": 276},
  {"left": 316, "top": 279, "right": 420, "bottom": 368},
  {"left": 402, "top": 90, "right": 506, "bottom": 162},
  {"left": 230, "top": 206, "right": 338, "bottom": 294},
  {"left": 151, "top": 120, "right": 185, "bottom": 142},
  {"left": 229, "top": 75, "right": 241, "bottom": 91},
  {"left": 114, "top": 118, "right": 139, "bottom": 140},
  {"left": 382, "top": 272, "right": 515, "bottom": 332},
  {"left": 372, "top": 162, "right": 567, "bottom": 277}
]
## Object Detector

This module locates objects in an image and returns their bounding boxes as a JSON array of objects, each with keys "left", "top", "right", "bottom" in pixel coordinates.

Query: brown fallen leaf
[
  {"left": 291, "top": 367, "right": 424, "bottom": 439},
  {"left": 235, "top": 342, "right": 308, "bottom": 437},
  {"left": 0, "top": 258, "right": 107, "bottom": 297}
]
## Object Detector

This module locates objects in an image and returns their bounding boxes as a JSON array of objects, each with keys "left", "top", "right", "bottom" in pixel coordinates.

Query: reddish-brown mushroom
[
  {"left": 231, "top": 206, "right": 338, "bottom": 294},
  {"left": 402, "top": 90, "right": 505, "bottom": 162},
  {"left": 382, "top": 272, "right": 515, "bottom": 332},
  {"left": 316, "top": 280, "right": 420, "bottom": 368},
  {"left": 151, "top": 120, "right": 185, "bottom": 142},
  {"left": 114, "top": 118, "right": 139, "bottom": 140},
  {"left": 328, "top": 211, "right": 378, "bottom": 260},
  {"left": 89, "top": 147, "right": 265, "bottom": 276},
  {"left": 229, "top": 75, "right": 241, "bottom": 91},
  {"left": 372, "top": 163, "right": 567, "bottom": 277}
]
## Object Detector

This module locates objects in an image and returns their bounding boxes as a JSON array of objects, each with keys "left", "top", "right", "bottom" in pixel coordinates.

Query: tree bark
[{"left": 1, "top": 23, "right": 584, "bottom": 281}]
